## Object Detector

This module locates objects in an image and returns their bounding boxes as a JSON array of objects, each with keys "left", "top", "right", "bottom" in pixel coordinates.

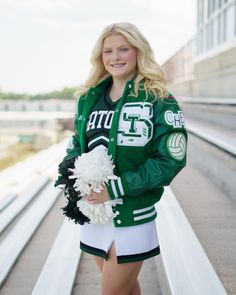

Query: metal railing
[{"left": 0, "top": 136, "right": 231, "bottom": 294}]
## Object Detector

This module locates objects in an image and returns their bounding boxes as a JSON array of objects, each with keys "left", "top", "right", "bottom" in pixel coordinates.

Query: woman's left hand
[{"left": 86, "top": 186, "right": 110, "bottom": 204}]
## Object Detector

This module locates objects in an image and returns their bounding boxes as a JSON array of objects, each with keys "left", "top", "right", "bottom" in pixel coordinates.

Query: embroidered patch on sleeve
[
  {"left": 164, "top": 110, "right": 185, "bottom": 128},
  {"left": 167, "top": 132, "right": 186, "bottom": 161}
]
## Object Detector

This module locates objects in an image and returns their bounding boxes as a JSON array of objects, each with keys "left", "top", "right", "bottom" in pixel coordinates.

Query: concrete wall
[
  {"left": 164, "top": 44, "right": 236, "bottom": 98},
  {"left": 193, "top": 46, "right": 236, "bottom": 98},
  {"left": 166, "top": 79, "right": 194, "bottom": 97}
]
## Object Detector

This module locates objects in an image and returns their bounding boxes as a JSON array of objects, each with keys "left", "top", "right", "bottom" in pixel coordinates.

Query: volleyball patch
[{"left": 167, "top": 132, "right": 186, "bottom": 161}]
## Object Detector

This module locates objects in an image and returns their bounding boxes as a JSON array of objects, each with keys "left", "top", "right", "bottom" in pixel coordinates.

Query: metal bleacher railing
[
  {"left": 0, "top": 141, "right": 66, "bottom": 287},
  {"left": 186, "top": 120, "right": 236, "bottom": 157},
  {"left": 180, "top": 96, "right": 236, "bottom": 105},
  {"left": 156, "top": 187, "right": 227, "bottom": 295},
  {"left": 180, "top": 96, "right": 236, "bottom": 157},
  {"left": 32, "top": 219, "right": 81, "bottom": 295},
  {"left": 0, "top": 128, "right": 232, "bottom": 294}
]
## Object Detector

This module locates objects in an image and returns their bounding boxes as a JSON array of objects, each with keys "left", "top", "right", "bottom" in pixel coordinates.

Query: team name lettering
[{"left": 87, "top": 110, "right": 114, "bottom": 131}]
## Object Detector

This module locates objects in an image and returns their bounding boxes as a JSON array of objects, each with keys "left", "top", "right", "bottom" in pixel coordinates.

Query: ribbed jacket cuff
[{"left": 107, "top": 177, "right": 126, "bottom": 200}]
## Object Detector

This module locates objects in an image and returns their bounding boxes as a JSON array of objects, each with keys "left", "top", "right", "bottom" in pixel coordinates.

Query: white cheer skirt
[{"left": 80, "top": 219, "right": 160, "bottom": 264}]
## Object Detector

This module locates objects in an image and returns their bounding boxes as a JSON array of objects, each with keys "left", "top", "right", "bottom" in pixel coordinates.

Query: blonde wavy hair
[{"left": 76, "top": 22, "right": 168, "bottom": 99}]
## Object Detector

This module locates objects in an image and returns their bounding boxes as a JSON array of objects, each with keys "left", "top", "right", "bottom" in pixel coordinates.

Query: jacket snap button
[
  {"left": 117, "top": 219, "right": 121, "bottom": 224},
  {"left": 129, "top": 84, "right": 132, "bottom": 89},
  {"left": 110, "top": 138, "right": 114, "bottom": 142},
  {"left": 115, "top": 211, "right": 120, "bottom": 215}
]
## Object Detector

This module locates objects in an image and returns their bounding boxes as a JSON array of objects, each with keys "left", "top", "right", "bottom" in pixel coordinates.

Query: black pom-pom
[
  {"left": 58, "top": 158, "right": 76, "bottom": 177},
  {"left": 55, "top": 158, "right": 76, "bottom": 187},
  {"left": 55, "top": 156, "right": 91, "bottom": 225},
  {"left": 61, "top": 197, "right": 90, "bottom": 225}
]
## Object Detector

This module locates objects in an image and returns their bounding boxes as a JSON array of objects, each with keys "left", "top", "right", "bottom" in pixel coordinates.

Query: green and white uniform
[{"left": 62, "top": 76, "right": 187, "bottom": 262}]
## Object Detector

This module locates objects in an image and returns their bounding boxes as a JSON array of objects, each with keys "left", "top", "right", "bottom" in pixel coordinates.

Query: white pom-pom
[
  {"left": 69, "top": 149, "right": 116, "bottom": 196},
  {"left": 77, "top": 199, "right": 118, "bottom": 224},
  {"left": 69, "top": 149, "right": 120, "bottom": 224}
]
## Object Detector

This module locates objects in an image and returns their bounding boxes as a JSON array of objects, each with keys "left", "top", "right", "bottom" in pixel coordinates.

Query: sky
[{"left": 0, "top": 0, "right": 196, "bottom": 94}]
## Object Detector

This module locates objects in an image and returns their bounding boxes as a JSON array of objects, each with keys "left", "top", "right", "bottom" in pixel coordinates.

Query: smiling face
[{"left": 102, "top": 34, "right": 137, "bottom": 82}]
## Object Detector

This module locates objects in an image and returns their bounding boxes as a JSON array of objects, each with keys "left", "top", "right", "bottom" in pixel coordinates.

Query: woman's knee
[
  {"left": 102, "top": 284, "right": 130, "bottom": 295},
  {"left": 101, "top": 262, "right": 142, "bottom": 295},
  {"left": 103, "top": 280, "right": 140, "bottom": 295},
  {"left": 101, "top": 243, "right": 143, "bottom": 294}
]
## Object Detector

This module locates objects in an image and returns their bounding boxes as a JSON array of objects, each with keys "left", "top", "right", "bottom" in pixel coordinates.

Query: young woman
[{"left": 56, "top": 22, "right": 187, "bottom": 295}]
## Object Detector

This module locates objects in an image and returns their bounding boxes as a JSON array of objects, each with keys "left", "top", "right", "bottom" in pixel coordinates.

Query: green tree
[{"left": 0, "top": 86, "right": 77, "bottom": 100}]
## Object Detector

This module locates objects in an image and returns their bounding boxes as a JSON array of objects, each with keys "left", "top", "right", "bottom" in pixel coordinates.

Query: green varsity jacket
[{"left": 61, "top": 76, "right": 187, "bottom": 227}]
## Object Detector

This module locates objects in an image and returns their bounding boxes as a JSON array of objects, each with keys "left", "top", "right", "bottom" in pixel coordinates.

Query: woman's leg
[
  {"left": 129, "top": 280, "right": 141, "bottom": 295},
  {"left": 93, "top": 244, "right": 142, "bottom": 294},
  {"left": 93, "top": 257, "right": 141, "bottom": 295},
  {"left": 94, "top": 256, "right": 104, "bottom": 272},
  {"left": 100, "top": 243, "right": 143, "bottom": 295}
]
